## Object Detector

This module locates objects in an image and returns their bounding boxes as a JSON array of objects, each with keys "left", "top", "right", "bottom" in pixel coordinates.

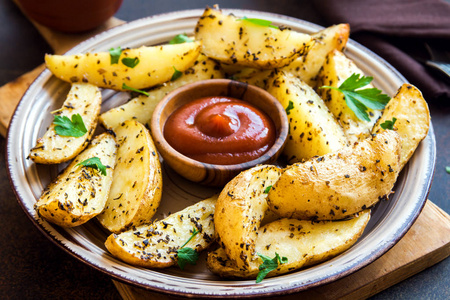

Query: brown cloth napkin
[{"left": 313, "top": 0, "right": 450, "bottom": 102}]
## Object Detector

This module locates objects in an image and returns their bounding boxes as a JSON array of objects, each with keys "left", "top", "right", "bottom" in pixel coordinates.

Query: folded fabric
[{"left": 313, "top": 0, "right": 450, "bottom": 101}]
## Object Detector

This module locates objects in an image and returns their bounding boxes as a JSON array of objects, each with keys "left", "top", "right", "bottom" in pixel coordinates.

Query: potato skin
[
  {"left": 215, "top": 165, "right": 282, "bottom": 270},
  {"left": 207, "top": 210, "right": 370, "bottom": 279},
  {"left": 105, "top": 196, "right": 217, "bottom": 268},
  {"left": 266, "top": 71, "right": 347, "bottom": 163},
  {"left": 372, "top": 83, "right": 430, "bottom": 171},
  {"left": 316, "top": 50, "right": 382, "bottom": 144},
  {"left": 268, "top": 130, "right": 401, "bottom": 220},
  {"left": 282, "top": 23, "right": 350, "bottom": 86},
  {"left": 35, "top": 133, "right": 117, "bottom": 227},
  {"left": 29, "top": 83, "right": 101, "bottom": 164},
  {"left": 232, "top": 23, "right": 350, "bottom": 89},
  {"left": 195, "top": 6, "right": 313, "bottom": 69},
  {"left": 97, "top": 120, "right": 162, "bottom": 233},
  {"left": 45, "top": 42, "right": 201, "bottom": 91}
]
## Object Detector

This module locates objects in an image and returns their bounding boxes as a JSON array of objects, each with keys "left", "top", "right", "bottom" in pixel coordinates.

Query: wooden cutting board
[{"left": 1, "top": 11, "right": 449, "bottom": 300}]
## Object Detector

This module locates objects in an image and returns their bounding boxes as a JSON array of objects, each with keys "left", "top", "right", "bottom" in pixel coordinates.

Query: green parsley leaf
[
  {"left": 177, "top": 228, "right": 200, "bottom": 270},
  {"left": 171, "top": 66, "right": 182, "bottom": 81},
  {"left": 446, "top": 166, "right": 450, "bottom": 174},
  {"left": 170, "top": 67, "right": 183, "bottom": 81},
  {"left": 122, "top": 83, "right": 149, "bottom": 96},
  {"left": 77, "top": 157, "right": 107, "bottom": 176},
  {"left": 237, "top": 16, "right": 278, "bottom": 29},
  {"left": 264, "top": 185, "right": 272, "bottom": 194},
  {"left": 177, "top": 247, "right": 199, "bottom": 270},
  {"left": 285, "top": 100, "right": 294, "bottom": 115},
  {"left": 121, "top": 57, "right": 140, "bottom": 68},
  {"left": 380, "top": 117, "right": 397, "bottom": 130},
  {"left": 169, "top": 34, "right": 194, "bottom": 44},
  {"left": 319, "top": 73, "right": 391, "bottom": 122},
  {"left": 256, "top": 252, "right": 288, "bottom": 283},
  {"left": 53, "top": 114, "right": 87, "bottom": 137},
  {"left": 109, "top": 47, "right": 122, "bottom": 64}
]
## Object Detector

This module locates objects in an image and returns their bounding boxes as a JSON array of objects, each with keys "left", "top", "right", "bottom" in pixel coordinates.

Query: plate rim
[{"left": 6, "top": 8, "right": 436, "bottom": 298}]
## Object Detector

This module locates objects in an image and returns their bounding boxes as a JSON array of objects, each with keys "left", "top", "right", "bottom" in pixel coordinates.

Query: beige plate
[{"left": 6, "top": 9, "right": 436, "bottom": 298}]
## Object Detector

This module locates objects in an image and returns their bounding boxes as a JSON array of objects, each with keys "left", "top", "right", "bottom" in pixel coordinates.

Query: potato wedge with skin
[
  {"left": 266, "top": 71, "right": 347, "bottom": 163},
  {"left": 372, "top": 84, "right": 430, "bottom": 171},
  {"left": 219, "top": 62, "right": 251, "bottom": 78},
  {"left": 100, "top": 55, "right": 225, "bottom": 130},
  {"left": 207, "top": 210, "right": 370, "bottom": 279},
  {"left": 35, "top": 133, "right": 117, "bottom": 227},
  {"left": 97, "top": 120, "right": 162, "bottom": 233},
  {"left": 105, "top": 196, "right": 217, "bottom": 268},
  {"left": 45, "top": 42, "right": 201, "bottom": 91},
  {"left": 282, "top": 23, "right": 350, "bottom": 86},
  {"left": 316, "top": 50, "right": 383, "bottom": 144},
  {"left": 233, "top": 24, "right": 350, "bottom": 89},
  {"left": 194, "top": 7, "right": 313, "bottom": 69},
  {"left": 29, "top": 83, "right": 101, "bottom": 164},
  {"left": 268, "top": 130, "right": 401, "bottom": 220},
  {"left": 233, "top": 68, "right": 272, "bottom": 89},
  {"left": 215, "top": 165, "right": 282, "bottom": 270}
]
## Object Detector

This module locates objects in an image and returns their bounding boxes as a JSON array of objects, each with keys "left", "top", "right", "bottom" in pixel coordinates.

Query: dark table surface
[{"left": 0, "top": 0, "right": 448, "bottom": 299}]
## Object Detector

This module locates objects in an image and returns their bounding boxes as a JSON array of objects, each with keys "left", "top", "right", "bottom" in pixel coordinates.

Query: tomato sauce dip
[{"left": 163, "top": 96, "right": 276, "bottom": 165}]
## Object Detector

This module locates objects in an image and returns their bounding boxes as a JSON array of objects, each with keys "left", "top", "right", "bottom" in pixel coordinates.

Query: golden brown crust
[
  {"left": 214, "top": 165, "right": 282, "bottom": 270},
  {"left": 97, "top": 120, "right": 162, "bottom": 233},
  {"left": 268, "top": 130, "right": 401, "bottom": 220},
  {"left": 35, "top": 133, "right": 117, "bottom": 227}
]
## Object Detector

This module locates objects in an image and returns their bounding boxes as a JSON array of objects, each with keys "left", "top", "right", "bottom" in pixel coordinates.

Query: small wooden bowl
[{"left": 151, "top": 79, "right": 288, "bottom": 186}]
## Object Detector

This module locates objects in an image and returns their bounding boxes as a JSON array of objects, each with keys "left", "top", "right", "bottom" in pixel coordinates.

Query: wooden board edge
[{"left": 0, "top": 64, "right": 46, "bottom": 137}]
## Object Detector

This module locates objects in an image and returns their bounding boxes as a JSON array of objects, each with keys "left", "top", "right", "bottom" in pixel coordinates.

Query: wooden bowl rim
[{"left": 151, "top": 78, "right": 289, "bottom": 174}]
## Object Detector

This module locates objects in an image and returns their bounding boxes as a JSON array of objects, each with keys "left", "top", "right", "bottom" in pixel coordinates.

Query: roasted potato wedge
[
  {"left": 99, "top": 55, "right": 225, "bottom": 130},
  {"left": 35, "top": 133, "right": 117, "bottom": 227},
  {"left": 215, "top": 165, "right": 282, "bottom": 270},
  {"left": 195, "top": 6, "right": 313, "bottom": 69},
  {"left": 45, "top": 42, "right": 201, "bottom": 91},
  {"left": 372, "top": 83, "right": 430, "bottom": 170},
  {"left": 105, "top": 196, "right": 217, "bottom": 268},
  {"left": 316, "top": 50, "right": 383, "bottom": 144},
  {"left": 97, "top": 120, "right": 162, "bottom": 233},
  {"left": 232, "top": 68, "right": 272, "bottom": 89},
  {"left": 282, "top": 23, "right": 350, "bottom": 86},
  {"left": 268, "top": 130, "right": 401, "bottom": 220},
  {"left": 233, "top": 24, "right": 350, "bottom": 89},
  {"left": 266, "top": 71, "right": 347, "bottom": 163},
  {"left": 29, "top": 83, "right": 101, "bottom": 164},
  {"left": 207, "top": 210, "right": 370, "bottom": 279}
]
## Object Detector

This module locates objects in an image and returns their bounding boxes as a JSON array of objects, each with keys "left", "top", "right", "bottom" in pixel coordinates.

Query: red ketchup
[{"left": 163, "top": 96, "right": 276, "bottom": 165}]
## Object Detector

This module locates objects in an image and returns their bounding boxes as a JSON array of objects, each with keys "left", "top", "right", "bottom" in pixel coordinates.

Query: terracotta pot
[{"left": 17, "top": 0, "right": 123, "bottom": 33}]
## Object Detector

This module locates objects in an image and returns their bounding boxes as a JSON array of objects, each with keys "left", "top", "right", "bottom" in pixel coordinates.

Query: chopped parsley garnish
[
  {"left": 122, "top": 83, "right": 149, "bottom": 96},
  {"left": 109, "top": 47, "right": 122, "bottom": 64},
  {"left": 264, "top": 185, "right": 272, "bottom": 194},
  {"left": 285, "top": 100, "right": 294, "bottom": 115},
  {"left": 177, "top": 228, "right": 200, "bottom": 270},
  {"left": 380, "top": 117, "right": 397, "bottom": 130},
  {"left": 237, "top": 16, "right": 278, "bottom": 29},
  {"left": 77, "top": 157, "right": 107, "bottom": 176},
  {"left": 171, "top": 66, "right": 183, "bottom": 81},
  {"left": 256, "top": 252, "right": 288, "bottom": 283},
  {"left": 319, "top": 73, "right": 391, "bottom": 122},
  {"left": 53, "top": 114, "right": 87, "bottom": 137},
  {"left": 169, "top": 34, "right": 194, "bottom": 44},
  {"left": 121, "top": 57, "right": 140, "bottom": 68}
]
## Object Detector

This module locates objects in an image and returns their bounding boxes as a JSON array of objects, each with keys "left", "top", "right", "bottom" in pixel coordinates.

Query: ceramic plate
[{"left": 7, "top": 9, "right": 435, "bottom": 298}]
